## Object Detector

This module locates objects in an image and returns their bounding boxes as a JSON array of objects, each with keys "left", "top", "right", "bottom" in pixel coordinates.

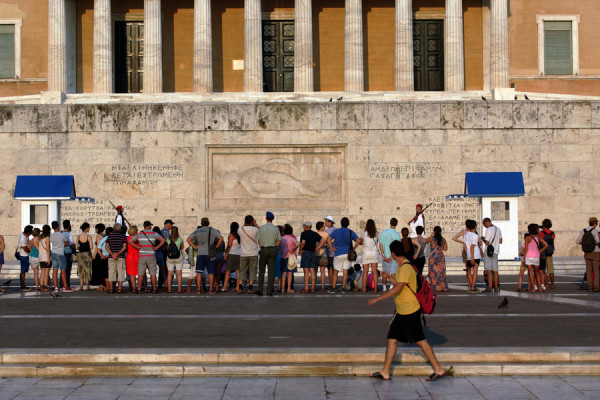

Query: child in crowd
[{"left": 345, "top": 264, "right": 363, "bottom": 291}]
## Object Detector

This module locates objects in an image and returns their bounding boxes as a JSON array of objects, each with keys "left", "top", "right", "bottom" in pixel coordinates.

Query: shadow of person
[{"left": 400, "top": 326, "right": 448, "bottom": 347}]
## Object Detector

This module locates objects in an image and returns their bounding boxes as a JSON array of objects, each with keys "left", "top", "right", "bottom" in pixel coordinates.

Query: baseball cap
[
  {"left": 266, "top": 211, "right": 275, "bottom": 220},
  {"left": 143, "top": 220, "right": 153, "bottom": 227},
  {"left": 164, "top": 219, "right": 175, "bottom": 225},
  {"left": 303, "top": 221, "right": 312, "bottom": 228},
  {"left": 324, "top": 216, "right": 335, "bottom": 224}
]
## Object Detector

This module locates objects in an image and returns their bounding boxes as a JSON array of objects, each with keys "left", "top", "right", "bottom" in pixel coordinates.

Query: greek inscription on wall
[
  {"left": 422, "top": 196, "right": 481, "bottom": 234},
  {"left": 106, "top": 164, "right": 184, "bottom": 186},
  {"left": 60, "top": 200, "right": 138, "bottom": 233},
  {"left": 369, "top": 163, "right": 444, "bottom": 180},
  {"left": 208, "top": 145, "right": 346, "bottom": 210}
]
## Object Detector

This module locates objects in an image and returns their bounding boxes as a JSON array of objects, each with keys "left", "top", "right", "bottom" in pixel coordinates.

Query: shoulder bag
[
  {"left": 207, "top": 228, "right": 217, "bottom": 261},
  {"left": 347, "top": 230, "right": 357, "bottom": 262},
  {"left": 486, "top": 227, "right": 498, "bottom": 257}
]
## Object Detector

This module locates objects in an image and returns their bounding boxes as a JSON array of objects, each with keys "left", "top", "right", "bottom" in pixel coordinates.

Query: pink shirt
[
  {"left": 282, "top": 235, "right": 298, "bottom": 258},
  {"left": 523, "top": 237, "right": 540, "bottom": 258}
]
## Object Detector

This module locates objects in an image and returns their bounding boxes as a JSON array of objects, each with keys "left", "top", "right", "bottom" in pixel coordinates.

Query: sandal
[
  {"left": 426, "top": 372, "right": 446, "bottom": 381},
  {"left": 177, "top": 290, "right": 183, "bottom": 293},
  {"left": 369, "top": 372, "right": 391, "bottom": 381},
  {"left": 152, "top": 290, "right": 158, "bottom": 294},
  {"left": 310, "top": 288, "right": 316, "bottom": 293}
]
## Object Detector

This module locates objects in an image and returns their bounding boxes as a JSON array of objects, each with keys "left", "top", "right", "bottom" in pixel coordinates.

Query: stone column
[
  {"left": 490, "top": 0, "right": 509, "bottom": 88},
  {"left": 395, "top": 0, "right": 413, "bottom": 91},
  {"left": 344, "top": 0, "right": 363, "bottom": 91},
  {"left": 444, "top": 0, "right": 465, "bottom": 91},
  {"left": 194, "top": 0, "right": 212, "bottom": 92},
  {"left": 144, "top": 0, "right": 162, "bottom": 93},
  {"left": 244, "top": 0, "right": 262, "bottom": 92},
  {"left": 48, "top": 0, "right": 67, "bottom": 93},
  {"left": 93, "top": 0, "right": 112, "bottom": 93},
  {"left": 294, "top": 0, "right": 313, "bottom": 92}
]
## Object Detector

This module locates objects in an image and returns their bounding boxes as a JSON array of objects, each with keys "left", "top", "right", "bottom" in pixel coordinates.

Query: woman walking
[
  {"left": 91, "top": 224, "right": 108, "bottom": 291},
  {"left": 427, "top": 226, "right": 448, "bottom": 292},
  {"left": 224, "top": 222, "right": 242, "bottom": 293},
  {"left": 166, "top": 226, "right": 184, "bottom": 293},
  {"left": 360, "top": 219, "right": 380, "bottom": 293},
  {"left": 39, "top": 225, "right": 52, "bottom": 291},
  {"left": 76, "top": 223, "right": 94, "bottom": 291},
  {"left": 126, "top": 226, "right": 140, "bottom": 293},
  {"left": 523, "top": 224, "right": 548, "bottom": 292}
]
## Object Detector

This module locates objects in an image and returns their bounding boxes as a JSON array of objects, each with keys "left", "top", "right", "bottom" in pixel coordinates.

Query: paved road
[
  {"left": 1, "top": 376, "right": 599, "bottom": 400},
  {"left": 0, "top": 273, "right": 599, "bottom": 349}
]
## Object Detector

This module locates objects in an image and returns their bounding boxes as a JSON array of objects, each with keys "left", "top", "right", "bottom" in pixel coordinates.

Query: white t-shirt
[
  {"left": 464, "top": 231, "right": 481, "bottom": 260},
  {"left": 238, "top": 226, "right": 259, "bottom": 257},
  {"left": 409, "top": 214, "right": 424, "bottom": 238},
  {"left": 484, "top": 226, "right": 502, "bottom": 255},
  {"left": 361, "top": 231, "right": 379, "bottom": 255},
  {"left": 18, "top": 234, "right": 29, "bottom": 257}
]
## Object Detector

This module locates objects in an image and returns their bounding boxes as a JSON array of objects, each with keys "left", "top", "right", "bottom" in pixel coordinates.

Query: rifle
[
  {"left": 407, "top": 202, "right": 433, "bottom": 225},
  {"left": 108, "top": 200, "right": 132, "bottom": 227}
]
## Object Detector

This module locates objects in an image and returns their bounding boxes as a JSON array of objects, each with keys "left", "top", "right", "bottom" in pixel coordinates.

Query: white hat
[{"left": 324, "top": 216, "right": 335, "bottom": 224}]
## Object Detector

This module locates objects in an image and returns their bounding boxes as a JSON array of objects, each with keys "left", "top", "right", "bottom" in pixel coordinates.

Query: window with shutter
[
  {"left": 0, "top": 24, "right": 15, "bottom": 78},
  {"left": 544, "top": 21, "right": 572, "bottom": 75}
]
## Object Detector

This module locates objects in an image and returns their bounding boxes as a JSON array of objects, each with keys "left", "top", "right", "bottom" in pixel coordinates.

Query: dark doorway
[
  {"left": 413, "top": 19, "right": 444, "bottom": 91},
  {"left": 115, "top": 21, "right": 144, "bottom": 93},
  {"left": 262, "top": 20, "right": 294, "bottom": 92}
]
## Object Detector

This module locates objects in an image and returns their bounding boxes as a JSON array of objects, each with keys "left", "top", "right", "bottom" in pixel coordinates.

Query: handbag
[
  {"left": 486, "top": 227, "right": 498, "bottom": 257},
  {"left": 14, "top": 246, "right": 20, "bottom": 260},
  {"left": 347, "top": 229, "right": 357, "bottom": 262}
]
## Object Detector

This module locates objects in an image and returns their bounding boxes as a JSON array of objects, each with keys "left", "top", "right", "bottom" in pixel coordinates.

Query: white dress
[{"left": 361, "top": 231, "right": 380, "bottom": 264}]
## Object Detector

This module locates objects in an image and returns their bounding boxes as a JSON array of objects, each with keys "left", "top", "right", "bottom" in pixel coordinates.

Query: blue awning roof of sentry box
[
  {"left": 465, "top": 172, "right": 525, "bottom": 197},
  {"left": 13, "top": 175, "right": 94, "bottom": 202}
]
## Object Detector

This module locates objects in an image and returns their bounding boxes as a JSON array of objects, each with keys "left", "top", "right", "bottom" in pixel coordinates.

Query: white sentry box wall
[
  {"left": 21, "top": 200, "right": 59, "bottom": 231},
  {"left": 481, "top": 197, "right": 520, "bottom": 260}
]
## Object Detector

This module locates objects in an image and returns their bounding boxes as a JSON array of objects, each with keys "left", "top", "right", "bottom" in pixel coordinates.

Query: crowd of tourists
[{"left": 1, "top": 203, "right": 584, "bottom": 295}]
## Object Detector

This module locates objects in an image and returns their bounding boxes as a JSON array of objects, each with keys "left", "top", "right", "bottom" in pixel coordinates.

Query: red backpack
[{"left": 402, "top": 262, "right": 437, "bottom": 315}]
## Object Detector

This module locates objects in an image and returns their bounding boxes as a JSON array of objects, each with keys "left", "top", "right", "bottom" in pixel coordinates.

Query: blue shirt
[
  {"left": 329, "top": 227, "right": 358, "bottom": 257},
  {"left": 379, "top": 228, "right": 401, "bottom": 258}
]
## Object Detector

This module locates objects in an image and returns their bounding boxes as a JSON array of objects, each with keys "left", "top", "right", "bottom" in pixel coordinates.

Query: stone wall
[{"left": 0, "top": 100, "right": 598, "bottom": 257}]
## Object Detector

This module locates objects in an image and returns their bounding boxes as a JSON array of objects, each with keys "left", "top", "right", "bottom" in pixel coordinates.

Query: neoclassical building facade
[{"left": 0, "top": 0, "right": 598, "bottom": 97}]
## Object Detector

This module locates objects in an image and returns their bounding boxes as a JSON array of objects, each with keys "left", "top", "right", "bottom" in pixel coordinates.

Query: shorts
[
  {"left": 466, "top": 259, "right": 480, "bottom": 268},
  {"left": 239, "top": 255, "right": 258, "bottom": 281},
  {"left": 318, "top": 255, "right": 329, "bottom": 267},
  {"left": 333, "top": 254, "right": 352, "bottom": 272},
  {"left": 226, "top": 254, "right": 240, "bottom": 272},
  {"left": 40, "top": 261, "right": 51, "bottom": 269},
  {"left": 0, "top": 252, "right": 4, "bottom": 264},
  {"left": 29, "top": 257, "right": 40, "bottom": 269},
  {"left": 19, "top": 255, "right": 30, "bottom": 273},
  {"left": 387, "top": 310, "right": 425, "bottom": 344},
  {"left": 525, "top": 257, "right": 540, "bottom": 267},
  {"left": 138, "top": 256, "right": 158, "bottom": 276},
  {"left": 108, "top": 258, "right": 126, "bottom": 282},
  {"left": 196, "top": 255, "right": 216, "bottom": 274},
  {"left": 484, "top": 254, "right": 499, "bottom": 271},
  {"left": 51, "top": 253, "right": 67, "bottom": 271},
  {"left": 546, "top": 256, "right": 554, "bottom": 274},
  {"left": 381, "top": 259, "right": 398, "bottom": 275},
  {"left": 166, "top": 257, "right": 184, "bottom": 272},
  {"left": 301, "top": 251, "right": 318, "bottom": 269}
]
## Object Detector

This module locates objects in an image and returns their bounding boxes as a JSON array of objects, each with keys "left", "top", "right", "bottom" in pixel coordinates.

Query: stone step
[{"left": 1, "top": 348, "right": 599, "bottom": 377}]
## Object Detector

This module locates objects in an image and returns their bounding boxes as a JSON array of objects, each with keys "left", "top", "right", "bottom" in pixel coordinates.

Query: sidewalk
[{"left": 1, "top": 376, "right": 599, "bottom": 400}]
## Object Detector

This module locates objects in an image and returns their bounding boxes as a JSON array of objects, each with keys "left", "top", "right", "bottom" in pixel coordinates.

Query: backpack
[
  {"left": 542, "top": 230, "right": 555, "bottom": 256},
  {"left": 581, "top": 229, "right": 597, "bottom": 253},
  {"left": 403, "top": 262, "right": 437, "bottom": 315},
  {"left": 167, "top": 239, "right": 180, "bottom": 259}
]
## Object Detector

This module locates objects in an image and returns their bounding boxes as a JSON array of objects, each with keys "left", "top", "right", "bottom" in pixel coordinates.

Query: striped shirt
[
  {"left": 132, "top": 230, "right": 161, "bottom": 257},
  {"left": 106, "top": 232, "right": 127, "bottom": 259}
]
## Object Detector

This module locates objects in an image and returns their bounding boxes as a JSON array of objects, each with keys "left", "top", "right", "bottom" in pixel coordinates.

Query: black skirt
[{"left": 90, "top": 253, "right": 108, "bottom": 285}]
